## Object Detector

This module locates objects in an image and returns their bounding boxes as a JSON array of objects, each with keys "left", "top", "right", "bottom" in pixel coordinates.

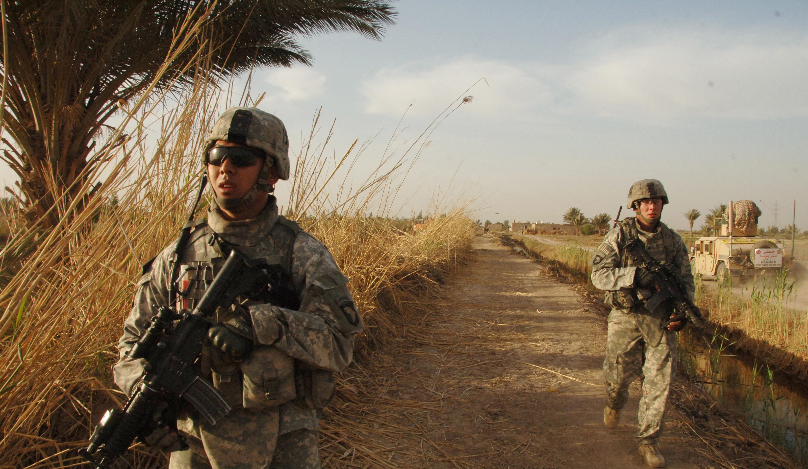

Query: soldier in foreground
[
  {"left": 113, "top": 107, "right": 363, "bottom": 468},
  {"left": 591, "top": 179, "right": 695, "bottom": 468}
]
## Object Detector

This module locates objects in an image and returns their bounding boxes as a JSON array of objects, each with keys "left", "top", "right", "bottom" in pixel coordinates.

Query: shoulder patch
[{"left": 340, "top": 300, "right": 361, "bottom": 327}]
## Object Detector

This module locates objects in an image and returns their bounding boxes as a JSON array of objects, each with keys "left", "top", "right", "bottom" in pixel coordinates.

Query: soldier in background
[
  {"left": 114, "top": 107, "right": 363, "bottom": 468},
  {"left": 590, "top": 179, "right": 694, "bottom": 468}
]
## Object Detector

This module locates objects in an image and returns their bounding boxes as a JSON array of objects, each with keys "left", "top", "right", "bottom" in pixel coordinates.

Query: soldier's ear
[{"left": 268, "top": 167, "right": 280, "bottom": 186}]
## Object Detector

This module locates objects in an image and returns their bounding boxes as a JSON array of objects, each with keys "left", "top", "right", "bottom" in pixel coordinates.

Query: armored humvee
[{"left": 690, "top": 200, "right": 785, "bottom": 282}]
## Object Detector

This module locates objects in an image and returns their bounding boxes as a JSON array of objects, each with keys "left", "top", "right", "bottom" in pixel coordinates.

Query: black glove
[
  {"left": 208, "top": 305, "right": 254, "bottom": 360},
  {"left": 635, "top": 268, "right": 659, "bottom": 289}
]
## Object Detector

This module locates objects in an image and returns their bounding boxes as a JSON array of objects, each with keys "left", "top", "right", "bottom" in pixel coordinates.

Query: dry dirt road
[{"left": 340, "top": 236, "right": 714, "bottom": 468}]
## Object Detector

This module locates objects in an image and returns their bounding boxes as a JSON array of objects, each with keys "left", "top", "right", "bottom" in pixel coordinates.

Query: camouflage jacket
[
  {"left": 113, "top": 198, "right": 363, "bottom": 435},
  {"left": 591, "top": 217, "right": 694, "bottom": 346}
]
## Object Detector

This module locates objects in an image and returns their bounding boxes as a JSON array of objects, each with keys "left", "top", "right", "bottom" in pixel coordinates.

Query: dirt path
[{"left": 342, "top": 236, "right": 711, "bottom": 468}]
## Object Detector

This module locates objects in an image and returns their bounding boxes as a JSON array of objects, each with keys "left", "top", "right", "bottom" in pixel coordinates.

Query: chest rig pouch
[
  {"left": 173, "top": 217, "right": 302, "bottom": 411},
  {"left": 606, "top": 218, "right": 677, "bottom": 311}
]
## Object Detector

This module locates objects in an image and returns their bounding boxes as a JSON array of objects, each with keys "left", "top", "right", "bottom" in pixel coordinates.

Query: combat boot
[
  {"left": 638, "top": 443, "right": 666, "bottom": 468},
  {"left": 603, "top": 406, "right": 620, "bottom": 429}
]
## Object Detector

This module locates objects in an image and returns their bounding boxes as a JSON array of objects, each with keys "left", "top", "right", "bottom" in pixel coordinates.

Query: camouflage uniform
[
  {"left": 114, "top": 198, "right": 363, "bottom": 468},
  {"left": 591, "top": 217, "right": 694, "bottom": 444}
]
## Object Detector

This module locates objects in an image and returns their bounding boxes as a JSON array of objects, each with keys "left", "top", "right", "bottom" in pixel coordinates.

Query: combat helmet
[
  {"left": 627, "top": 179, "right": 668, "bottom": 209},
  {"left": 204, "top": 107, "right": 291, "bottom": 182},
  {"left": 204, "top": 107, "right": 290, "bottom": 210}
]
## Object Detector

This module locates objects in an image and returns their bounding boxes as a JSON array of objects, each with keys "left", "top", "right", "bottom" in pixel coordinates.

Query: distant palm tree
[
  {"left": 563, "top": 207, "right": 586, "bottom": 235},
  {"left": 1, "top": 0, "right": 396, "bottom": 226},
  {"left": 684, "top": 209, "right": 701, "bottom": 236},
  {"left": 701, "top": 204, "right": 727, "bottom": 235},
  {"left": 591, "top": 213, "right": 612, "bottom": 235}
]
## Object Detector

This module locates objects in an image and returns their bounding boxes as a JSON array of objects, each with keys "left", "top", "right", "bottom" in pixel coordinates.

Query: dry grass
[
  {"left": 512, "top": 234, "right": 592, "bottom": 285},
  {"left": 695, "top": 274, "right": 808, "bottom": 366},
  {"left": 0, "top": 39, "right": 476, "bottom": 468}
]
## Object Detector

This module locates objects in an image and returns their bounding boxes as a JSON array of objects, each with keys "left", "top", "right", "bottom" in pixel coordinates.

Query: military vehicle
[{"left": 691, "top": 200, "right": 785, "bottom": 282}]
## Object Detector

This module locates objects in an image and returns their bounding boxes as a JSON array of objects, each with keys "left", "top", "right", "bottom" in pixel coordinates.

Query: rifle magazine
[{"left": 182, "top": 376, "right": 233, "bottom": 425}]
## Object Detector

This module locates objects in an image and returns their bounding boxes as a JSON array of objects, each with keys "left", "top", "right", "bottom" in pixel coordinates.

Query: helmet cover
[
  {"left": 204, "top": 107, "right": 290, "bottom": 182},
  {"left": 627, "top": 179, "right": 669, "bottom": 209}
]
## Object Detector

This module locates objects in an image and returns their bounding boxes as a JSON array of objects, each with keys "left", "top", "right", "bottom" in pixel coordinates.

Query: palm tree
[
  {"left": 591, "top": 213, "right": 612, "bottom": 235},
  {"left": 0, "top": 0, "right": 396, "bottom": 226},
  {"left": 563, "top": 207, "right": 586, "bottom": 235},
  {"left": 701, "top": 204, "right": 727, "bottom": 235},
  {"left": 684, "top": 209, "right": 701, "bottom": 236}
]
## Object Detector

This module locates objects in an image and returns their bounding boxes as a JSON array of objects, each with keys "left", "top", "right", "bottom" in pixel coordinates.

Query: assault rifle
[
  {"left": 79, "top": 249, "right": 270, "bottom": 468},
  {"left": 623, "top": 238, "right": 713, "bottom": 346}
]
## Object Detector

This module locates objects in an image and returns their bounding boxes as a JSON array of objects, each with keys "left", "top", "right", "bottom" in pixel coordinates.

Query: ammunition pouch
[
  {"left": 605, "top": 289, "right": 635, "bottom": 310},
  {"left": 240, "top": 346, "right": 296, "bottom": 409},
  {"left": 294, "top": 366, "right": 336, "bottom": 410},
  {"left": 211, "top": 365, "right": 243, "bottom": 409}
]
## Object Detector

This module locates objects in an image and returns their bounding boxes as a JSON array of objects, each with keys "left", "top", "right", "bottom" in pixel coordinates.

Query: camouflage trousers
[
  {"left": 169, "top": 407, "right": 320, "bottom": 469},
  {"left": 603, "top": 309, "right": 676, "bottom": 444}
]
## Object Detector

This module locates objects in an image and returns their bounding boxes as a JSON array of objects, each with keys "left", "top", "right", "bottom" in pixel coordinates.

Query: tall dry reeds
[
  {"left": 514, "top": 235, "right": 592, "bottom": 284},
  {"left": 0, "top": 48, "right": 474, "bottom": 469},
  {"left": 696, "top": 273, "right": 808, "bottom": 362}
]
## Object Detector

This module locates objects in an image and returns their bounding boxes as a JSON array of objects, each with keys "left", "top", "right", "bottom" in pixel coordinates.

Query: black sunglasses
[{"left": 206, "top": 146, "right": 263, "bottom": 167}]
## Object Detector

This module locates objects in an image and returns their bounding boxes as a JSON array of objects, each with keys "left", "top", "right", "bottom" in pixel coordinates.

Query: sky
[{"left": 4, "top": 1, "right": 808, "bottom": 231}]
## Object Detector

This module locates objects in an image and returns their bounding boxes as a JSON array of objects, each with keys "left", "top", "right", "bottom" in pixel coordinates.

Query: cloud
[
  {"left": 566, "top": 27, "right": 808, "bottom": 122},
  {"left": 359, "top": 26, "right": 808, "bottom": 126},
  {"left": 360, "top": 58, "right": 553, "bottom": 118},
  {"left": 263, "top": 66, "right": 326, "bottom": 102}
]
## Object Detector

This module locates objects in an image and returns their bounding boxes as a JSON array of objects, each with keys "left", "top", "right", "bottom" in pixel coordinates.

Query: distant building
[
  {"left": 534, "top": 223, "right": 576, "bottom": 235},
  {"left": 511, "top": 221, "right": 533, "bottom": 233}
]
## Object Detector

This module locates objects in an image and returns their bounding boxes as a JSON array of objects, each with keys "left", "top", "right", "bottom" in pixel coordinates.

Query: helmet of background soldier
[
  {"left": 204, "top": 107, "right": 291, "bottom": 186},
  {"left": 627, "top": 179, "right": 669, "bottom": 209}
]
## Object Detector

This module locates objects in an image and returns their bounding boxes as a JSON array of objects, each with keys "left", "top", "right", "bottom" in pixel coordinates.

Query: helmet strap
[
  {"left": 214, "top": 184, "right": 263, "bottom": 211},
  {"left": 635, "top": 211, "right": 660, "bottom": 231}
]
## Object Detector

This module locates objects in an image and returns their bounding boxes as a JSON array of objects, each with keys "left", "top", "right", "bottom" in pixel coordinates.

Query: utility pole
[
  {"left": 791, "top": 200, "right": 796, "bottom": 261},
  {"left": 773, "top": 200, "right": 780, "bottom": 228}
]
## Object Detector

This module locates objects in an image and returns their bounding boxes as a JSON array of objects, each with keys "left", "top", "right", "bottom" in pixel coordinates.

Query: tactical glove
[
  {"left": 635, "top": 268, "right": 659, "bottom": 289},
  {"left": 208, "top": 305, "right": 254, "bottom": 360}
]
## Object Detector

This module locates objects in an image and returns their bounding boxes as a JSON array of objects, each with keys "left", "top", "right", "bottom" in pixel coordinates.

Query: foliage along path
[{"left": 329, "top": 236, "right": 712, "bottom": 468}]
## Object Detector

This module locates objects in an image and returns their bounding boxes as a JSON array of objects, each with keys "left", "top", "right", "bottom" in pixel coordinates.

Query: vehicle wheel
[{"left": 716, "top": 262, "right": 728, "bottom": 283}]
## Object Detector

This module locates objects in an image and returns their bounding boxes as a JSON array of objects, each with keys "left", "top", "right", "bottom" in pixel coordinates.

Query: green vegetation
[
  {"left": 563, "top": 207, "right": 586, "bottom": 235},
  {"left": 591, "top": 213, "right": 612, "bottom": 235}
]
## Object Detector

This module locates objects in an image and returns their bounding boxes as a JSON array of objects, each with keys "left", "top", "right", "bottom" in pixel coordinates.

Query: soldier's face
[
  {"left": 636, "top": 198, "right": 663, "bottom": 222},
  {"left": 207, "top": 140, "right": 263, "bottom": 200}
]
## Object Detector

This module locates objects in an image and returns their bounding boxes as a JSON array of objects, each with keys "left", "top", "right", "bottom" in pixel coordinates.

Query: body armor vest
[
  {"left": 174, "top": 216, "right": 301, "bottom": 312},
  {"left": 609, "top": 217, "right": 678, "bottom": 311},
  {"left": 172, "top": 215, "right": 302, "bottom": 411}
]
